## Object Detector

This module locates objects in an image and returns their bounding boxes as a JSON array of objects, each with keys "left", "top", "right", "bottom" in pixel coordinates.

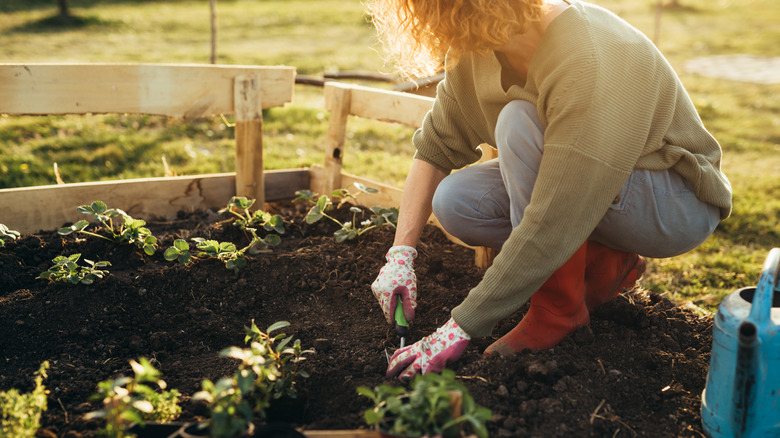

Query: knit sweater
[{"left": 412, "top": 1, "right": 733, "bottom": 337}]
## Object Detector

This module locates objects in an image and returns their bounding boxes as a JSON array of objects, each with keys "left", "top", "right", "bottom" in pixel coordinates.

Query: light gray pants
[{"left": 432, "top": 100, "right": 721, "bottom": 258}]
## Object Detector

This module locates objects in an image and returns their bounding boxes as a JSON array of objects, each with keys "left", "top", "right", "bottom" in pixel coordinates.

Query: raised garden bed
[{"left": 0, "top": 200, "right": 713, "bottom": 437}]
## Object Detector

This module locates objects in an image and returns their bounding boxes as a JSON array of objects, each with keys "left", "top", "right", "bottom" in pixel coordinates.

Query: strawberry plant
[
  {"left": 85, "top": 357, "right": 181, "bottom": 438},
  {"left": 192, "top": 321, "right": 314, "bottom": 437},
  {"left": 0, "top": 361, "right": 49, "bottom": 438},
  {"left": 57, "top": 201, "right": 158, "bottom": 255},
  {"left": 165, "top": 225, "right": 281, "bottom": 272},
  {"left": 163, "top": 239, "right": 192, "bottom": 265},
  {"left": 294, "top": 183, "right": 398, "bottom": 242},
  {"left": 218, "top": 196, "right": 285, "bottom": 234},
  {"left": 37, "top": 253, "right": 111, "bottom": 285},
  {"left": 357, "top": 369, "right": 491, "bottom": 438},
  {"left": 0, "top": 224, "right": 20, "bottom": 247}
]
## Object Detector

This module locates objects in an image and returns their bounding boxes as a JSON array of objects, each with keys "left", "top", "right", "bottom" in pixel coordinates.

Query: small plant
[
  {"left": 0, "top": 224, "right": 20, "bottom": 247},
  {"left": 163, "top": 239, "right": 192, "bottom": 265},
  {"left": 85, "top": 357, "right": 181, "bottom": 438},
  {"left": 37, "top": 253, "right": 111, "bottom": 285},
  {"left": 241, "top": 320, "right": 314, "bottom": 404},
  {"left": 218, "top": 196, "right": 286, "bottom": 234},
  {"left": 357, "top": 369, "right": 492, "bottom": 438},
  {"left": 58, "top": 201, "right": 158, "bottom": 256},
  {"left": 293, "top": 183, "right": 398, "bottom": 242},
  {"left": 170, "top": 227, "right": 280, "bottom": 273},
  {"left": 191, "top": 377, "right": 253, "bottom": 438},
  {"left": 192, "top": 321, "right": 314, "bottom": 438},
  {"left": 0, "top": 361, "right": 49, "bottom": 438}
]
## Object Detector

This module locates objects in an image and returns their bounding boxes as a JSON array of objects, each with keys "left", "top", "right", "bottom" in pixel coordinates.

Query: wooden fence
[{"left": 0, "top": 63, "right": 494, "bottom": 268}]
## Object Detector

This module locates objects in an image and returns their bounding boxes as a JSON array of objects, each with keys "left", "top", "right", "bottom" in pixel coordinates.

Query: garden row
[{"left": 1, "top": 188, "right": 491, "bottom": 438}]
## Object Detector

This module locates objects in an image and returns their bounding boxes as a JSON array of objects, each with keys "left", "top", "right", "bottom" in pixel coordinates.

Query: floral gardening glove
[
  {"left": 386, "top": 318, "right": 471, "bottom": 379},
  {"left": 371, "top": 245, "right": 417, "bottom": 324}
]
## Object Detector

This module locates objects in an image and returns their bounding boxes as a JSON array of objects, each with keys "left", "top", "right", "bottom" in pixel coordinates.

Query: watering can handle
[{"left": 747, "top": 247, "right": 780, "bottom": 325}]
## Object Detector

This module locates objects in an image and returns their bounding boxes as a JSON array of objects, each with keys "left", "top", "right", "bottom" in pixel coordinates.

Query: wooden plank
[
  {"left": 318, "top": 84, "right": 352, "bottom": 194},
  {"left": 0, "top": 63, "right": 294, "bottom": 118},
  {"left": 0, "top": 169, "right": 309, "bottom": 234},
  {"left": 234, "top": 75, "right": 265, "bottom": 203},
  {"left": 324, "top": 82, "right": 434, "bottom": 129}
]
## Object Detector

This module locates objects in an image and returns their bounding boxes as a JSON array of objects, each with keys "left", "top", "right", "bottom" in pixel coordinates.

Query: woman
[{"left": 367, "top": 0, "right": 732, "bottom": 379}]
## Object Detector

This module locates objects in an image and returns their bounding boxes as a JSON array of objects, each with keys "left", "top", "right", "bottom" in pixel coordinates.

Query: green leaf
[
  {"left": 306, "top": 205, "right": 323, "bottom": 224},
  {"left": 364, "top": 409, "right": 381, "bottom": 425},
  {"left": 267, "top": 321, "right": 290, "bottom": 334},
  {"left": 173, "top": 239, "right": 189, "bottom": 251},
  {"left": 262, "top": 234, "right": 281, "bottom": 246},
  {"left": 316, "top": 195, "right": 328, "bottom": 211},
  {"left": 178, "top": 252, "right": 191, "bottom": 265},
  {"left": 164, "top": 247, "right": 180, "bottom": 261},
  {"left": 354, "top": 182, "right": 379, "bottom": 194}
]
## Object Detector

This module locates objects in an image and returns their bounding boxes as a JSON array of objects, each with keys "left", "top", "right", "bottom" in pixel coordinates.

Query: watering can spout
[{"left": 732, "top": 320, "right": 758, "bottom": 437}]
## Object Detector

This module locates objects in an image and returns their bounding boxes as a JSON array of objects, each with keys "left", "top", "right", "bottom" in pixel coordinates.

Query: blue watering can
[{"left": 701, "top": 247, "right": 780, "bottom": 437}]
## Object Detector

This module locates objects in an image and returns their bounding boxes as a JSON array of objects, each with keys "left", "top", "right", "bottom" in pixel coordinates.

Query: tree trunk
[
  {"left": 56, "top": 0, "right": 70, "bottom": 17},
  {"left": 210, "top": 0, "right": 217, "bottom": 64}
]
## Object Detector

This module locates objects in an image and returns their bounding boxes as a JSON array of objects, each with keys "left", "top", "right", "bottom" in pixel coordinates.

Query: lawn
[{"left": 1, "top": 0, "right": 779, "bottom": 310}]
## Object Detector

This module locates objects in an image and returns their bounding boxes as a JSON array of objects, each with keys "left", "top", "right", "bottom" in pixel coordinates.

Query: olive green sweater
[{"left": 413, "top": 1, "right": 732, "bottom": 337}]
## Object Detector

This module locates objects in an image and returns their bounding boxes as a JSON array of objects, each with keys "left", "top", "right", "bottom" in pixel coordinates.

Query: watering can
[{"left": 701, "top": 247, "right": 780, "bottom": 437}]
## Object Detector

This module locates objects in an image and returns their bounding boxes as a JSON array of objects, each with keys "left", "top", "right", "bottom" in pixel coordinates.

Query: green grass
[{"left": 1, "top": 0, "right": 779, "bottom": 312}]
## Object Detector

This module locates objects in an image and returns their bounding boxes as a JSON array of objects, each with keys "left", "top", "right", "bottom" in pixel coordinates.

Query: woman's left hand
[{"left": 386, "top": 318, "right": 471, "bottom": 379}]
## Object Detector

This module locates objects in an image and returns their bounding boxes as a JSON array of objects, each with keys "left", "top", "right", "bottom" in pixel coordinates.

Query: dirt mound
[{"left": 0, "top": 202, "right": 712, "bottom": 437}]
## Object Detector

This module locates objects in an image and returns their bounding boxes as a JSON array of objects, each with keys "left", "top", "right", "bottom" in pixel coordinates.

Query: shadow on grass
[{"left": 7, "top": 13, "right": 123, "bottom": 33}]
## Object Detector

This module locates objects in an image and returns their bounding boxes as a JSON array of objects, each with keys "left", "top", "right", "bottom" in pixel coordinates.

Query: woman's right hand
[{"left": 371, "top": 245, "right": 418, "bottom": 324}]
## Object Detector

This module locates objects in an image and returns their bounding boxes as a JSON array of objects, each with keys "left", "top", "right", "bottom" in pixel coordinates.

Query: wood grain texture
[{"left": 0, "top": 63, "right": 294, "bottom": 118}]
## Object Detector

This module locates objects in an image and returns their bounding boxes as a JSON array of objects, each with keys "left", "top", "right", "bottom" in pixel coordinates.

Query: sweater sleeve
[
  {"left": 412, "top": 71, "right": 487, "bottom": 173},
  {"left": 452, "top": 23, "right": 678, "bottom": 337}
]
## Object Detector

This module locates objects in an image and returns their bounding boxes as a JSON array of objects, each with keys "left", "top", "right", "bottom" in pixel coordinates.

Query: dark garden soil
[{"left": 0, "top": 201, "right": 714, "bottom": 437}]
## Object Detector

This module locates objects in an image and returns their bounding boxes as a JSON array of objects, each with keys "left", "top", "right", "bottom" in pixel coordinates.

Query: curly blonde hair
[{"left": 365, "top": 0, "right": 548, "bottom": 78}]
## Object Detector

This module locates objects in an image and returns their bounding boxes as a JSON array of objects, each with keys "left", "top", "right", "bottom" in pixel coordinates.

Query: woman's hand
[
  {"left": 371, "top": 246, "right": 418, "bottom": 323},
  {"left": 386, "top": 318, "right": 471, "bottom": 379}
]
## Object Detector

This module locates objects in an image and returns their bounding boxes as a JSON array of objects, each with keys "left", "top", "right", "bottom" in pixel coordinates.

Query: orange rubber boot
[
  {"left": 484, "top": 243, "right": 589, "bottom": 356},
  {"left": 584, "top": 241, "right": 646, "bottom": 311}
]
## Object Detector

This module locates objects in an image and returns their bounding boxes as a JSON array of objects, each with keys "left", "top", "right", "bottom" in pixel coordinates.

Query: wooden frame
[
  {"left": 0, "top": 63, "right": 295, "bottom": 233},
  {"left": 312, "top": 82, "right": 496, "bottom": 268},
  {"left": 0, "top": 65, "right": 494, "bottom": 267}
]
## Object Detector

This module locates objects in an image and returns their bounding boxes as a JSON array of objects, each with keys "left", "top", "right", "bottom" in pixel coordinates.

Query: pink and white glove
[
  {"left": 371, "top": 245, "right": 417, "bottom": 324},
  {"left": 386, "top": 318, "right": 471, "bottom": 379}
]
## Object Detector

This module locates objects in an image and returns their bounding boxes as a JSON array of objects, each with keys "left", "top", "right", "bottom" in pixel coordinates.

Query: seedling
[
  {"left": 192, "top": 321, "right": 314, "bottom": 437},
  {"left": 37, "top": 253, "right": 111, "bottom": 285},
  {"left": 241, "top": 320, "right": 314, "bottom": 404},
  {"left": 0, "top": 361, "right": 49, "bottom": 438},
  {"left": 218, "top": 196, "right": 286, "bottom": 234},
  {"left": 191, "top": 377, "right": 253, "bottom": 438},
  {"left": 357, "top": 369, "right": 492, "bottom": 438},
  {"left": 85, "top": 357, "right": 181, "bottom": 438},
  {"left": 293, "top": 183, "right": 398, "bottom": 242},
  {"left": 174, "top": 226, "right": 280, "bottom": 273},
  {"left": 58, "top": 201, "right": 158, "bottom": 256},
  {"left": 0, "top": 224, "right": 20, "bottom": 247},
  {"left": 163, "top": 239, "right": 192, "bottom": 265}
]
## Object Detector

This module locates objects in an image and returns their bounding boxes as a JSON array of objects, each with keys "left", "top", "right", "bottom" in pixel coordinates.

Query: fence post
[
  {"left": 234, "top": 74, "right": 264, "bottom": 204},
  {"left": 320, "top": 83, "right": 353, "bottom": 194}
]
